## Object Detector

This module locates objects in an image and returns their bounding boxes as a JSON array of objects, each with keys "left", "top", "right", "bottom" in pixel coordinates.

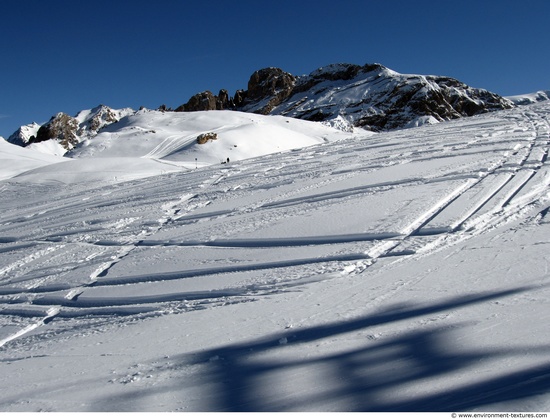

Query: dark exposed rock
[
  {"left": 175, "top": 88, "right": 239, "bottom": 112},
  {"left": 246, "top": 68, "right": 295, "bottom": 100},
  {"left": 233, "top": 90, "right": 247, "bottom": 108},
  {"left": 158, "top": 104, "right": 172, "bottom": 112},
  {"left": 176, "top": 91, "right": 218, "bottom": 112},
  {"left": 30, "top": 112, "right": 80, "bottom": 149},
  {"left": 243, "top": 67, "right": 296, "bottom": 114},
  {"left": 176, "top": 68, "right": 296, "bottom": 115},
  {"left": 197, "top": 132, "right": 218, "bottom": 144},
  {"left": 217, "top": 89, "right": 231, "bottom": 110}
]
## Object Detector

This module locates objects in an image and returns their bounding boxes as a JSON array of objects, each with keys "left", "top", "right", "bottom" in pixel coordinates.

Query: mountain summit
[{"left": 176, "top": 63, "right": 515, "bottom": 131}]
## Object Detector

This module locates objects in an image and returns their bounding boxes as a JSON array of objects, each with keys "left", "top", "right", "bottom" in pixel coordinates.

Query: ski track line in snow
[
  {"left": 351, "top": 110, "right": 550, "bottom": 279},
  {"left": 0, "top": 307, "right": 59, "bottom": 348},
  {"left": 2, "top": 105, "right": 550, "bottom": 347},
  {"left": 143, "top": 134, "right": 194, "bottom": 159},
  {"left": 0, "top": 165, "right": 244, "bottom": 343},
  {"left": 404, "top": 111, "right": 550, "bottom": 260},
  {"left": 89, "top": 192, "right": 200, "bottom": 280}
]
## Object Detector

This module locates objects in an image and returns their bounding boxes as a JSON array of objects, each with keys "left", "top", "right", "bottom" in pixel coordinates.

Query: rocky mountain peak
[
  {"left": 175, "top": 90, "right": 232, "bottom": 112},
  {"left": 76, "top": 104, "right": 123, "bottom": 135},
  {"left": 176, "top": 62, "right": 515, "bottom": 132}
]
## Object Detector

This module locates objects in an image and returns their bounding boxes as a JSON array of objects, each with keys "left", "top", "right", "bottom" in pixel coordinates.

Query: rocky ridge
[
  {"left": 9, "top": 105, "right": 135, "bottom": 152},
  {"left": 176, "top": 63, "right": 515, "bottom": 131}
]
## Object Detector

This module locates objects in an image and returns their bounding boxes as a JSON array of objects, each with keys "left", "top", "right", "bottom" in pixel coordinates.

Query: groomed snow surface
[{"left": 1, "top": 104, "right": 550, "bottom": 412}]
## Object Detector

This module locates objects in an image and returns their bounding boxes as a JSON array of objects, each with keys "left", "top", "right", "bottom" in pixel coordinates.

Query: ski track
[{"left": 1, "top": 104, "right": 550, "bottom": 347}]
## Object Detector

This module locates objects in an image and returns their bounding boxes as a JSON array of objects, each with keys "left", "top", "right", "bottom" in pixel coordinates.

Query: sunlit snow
[{"left": 0, "top": 103, "right": 549, "bottom": 411}]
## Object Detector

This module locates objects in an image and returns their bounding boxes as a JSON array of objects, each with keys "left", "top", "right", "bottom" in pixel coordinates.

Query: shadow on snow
[{"left": 97, "top": 285, "right": 550, "bottom": 411}]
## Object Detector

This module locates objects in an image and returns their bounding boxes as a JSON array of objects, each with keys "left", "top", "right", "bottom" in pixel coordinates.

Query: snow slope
[
  {"left": 0, "top": 103, "right": 550, "bottom": 411},
  {"left": 68, "top": 109, "right": 360, "bottom": 165},
  {"left": 3, "top": 110, "right": 358, "bottom": 185},
  {"left": 0, "top": 138, "right": 67, "bottom": 181}
]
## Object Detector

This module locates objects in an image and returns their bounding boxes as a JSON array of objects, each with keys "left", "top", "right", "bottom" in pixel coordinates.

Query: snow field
[{"left": 0, "top": 103, "right": 549, "bottom": 410}]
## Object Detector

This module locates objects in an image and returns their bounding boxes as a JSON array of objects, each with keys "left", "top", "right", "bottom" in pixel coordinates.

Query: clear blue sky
[{"left": 1, "top": 0, "right": 548, "bottom": 138}]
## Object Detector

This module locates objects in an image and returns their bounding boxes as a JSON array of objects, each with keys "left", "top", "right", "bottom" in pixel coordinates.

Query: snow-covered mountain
[
  {"left": 0, "top": 101, "right": 550, "bottom": 411},
  {"left": 7, "top": 63, "right": 521, "bottom": 156},
  {"left": 506, "top": 90, "right": 550, "bottom": 105},
  {"left": 6, "top": 122, "right": 41, "bottom": 146},
  {"left": 0, "top": 135, "right": 67, "bottom": 180},
  {"left": 178, "top": 63, "right": 515, "bottom": 131},
  {"left": 74, "top": 104, "right": 135, "bottom": 137},
  {"left": 16, "top": 105, "right": 135, "bottom": 155}
]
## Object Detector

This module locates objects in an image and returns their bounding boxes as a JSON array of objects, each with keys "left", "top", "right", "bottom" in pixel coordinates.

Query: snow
[
  {"left": 68, "top": 109, "right": 358, "bottom": 166},
  {"left": 0, "top": 138, "right": 67, "bottom": 180},
  {"left": 25, "top": 139, "right": 68, "bottom": 157},
  {"left": 1, "top": 102, "right": 550, "bottom": 412},
  {"left": 507, "top": 90, "right": 550, "bottom": 106},
  {"left": 6, "top": 122, "right": 40, "bottom": 146}
]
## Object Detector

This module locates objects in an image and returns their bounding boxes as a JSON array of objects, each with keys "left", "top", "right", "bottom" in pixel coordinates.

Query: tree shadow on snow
[{"left": 98, "top": 285, "right": 550, "bottom": 411}]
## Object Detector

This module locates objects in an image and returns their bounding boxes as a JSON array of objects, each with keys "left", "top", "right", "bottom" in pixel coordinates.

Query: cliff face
[{"left": 30, "top": 112, "right": 80, "bottom": 149}]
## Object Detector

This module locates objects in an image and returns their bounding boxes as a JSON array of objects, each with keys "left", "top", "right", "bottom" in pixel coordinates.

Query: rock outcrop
[
  {"left": 241, "top": 68, "right": 296, "bottom": 114},
  {"left": 196, "top": 132, "right": 218, "bottom": 144},
  {"left": 29, "top": 113, "right": 80, "bottom": 149},
  {"left": 262, "top": 64, "right": 514, "bottom": 131},
  {"left": 76, "top": 105, "right": 124, "bottom": 136},
  {"left": 175, "top": 68, "right": 295, "bottom": 114},
  {"left": 175, "top": 89, "right": 234, "bottom": 112}
]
